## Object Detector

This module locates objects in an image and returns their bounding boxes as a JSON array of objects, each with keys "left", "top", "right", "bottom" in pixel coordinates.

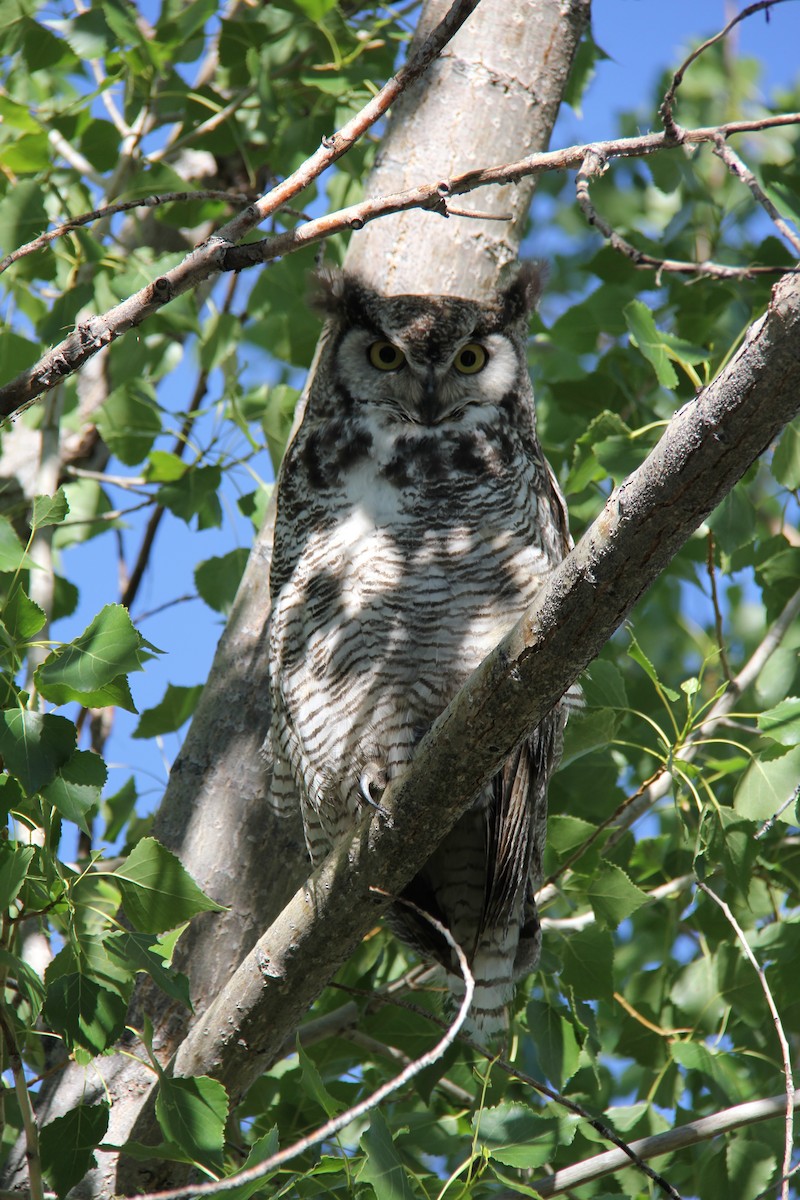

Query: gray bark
[
  {"left": 345, "top": 0, "right": 589, "bottom": 296},
  {"left": 1, "top": 3, "right": 588, "bottom": 1196}
]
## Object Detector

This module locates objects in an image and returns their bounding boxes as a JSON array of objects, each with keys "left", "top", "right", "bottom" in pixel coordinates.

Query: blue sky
[{"left": 50, "top": 1, "right": 800, "bottom": 851}]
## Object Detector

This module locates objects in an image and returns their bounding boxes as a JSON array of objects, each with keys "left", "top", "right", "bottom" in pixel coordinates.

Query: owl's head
[{"left": 312, "top": 266, "right": 544, "bottom": 428}]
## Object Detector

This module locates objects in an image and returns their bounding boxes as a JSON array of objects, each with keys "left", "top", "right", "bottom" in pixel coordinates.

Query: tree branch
[
  {"left": 529, "top": 1089, "right": 800, "bottom": 1198},
  {"left": 3, "top": 109, "right": 798, "bottom": 421}
]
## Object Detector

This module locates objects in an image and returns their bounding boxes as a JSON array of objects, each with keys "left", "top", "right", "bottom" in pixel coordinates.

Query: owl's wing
[
  {"left": 481, "top": 715, "right": 561, "bottom": 932},
  {"left": 481, "top": 743, "right": 534, "bottom": 930}
]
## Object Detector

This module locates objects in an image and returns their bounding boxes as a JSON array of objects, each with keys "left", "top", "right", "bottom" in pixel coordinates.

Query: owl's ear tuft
[
  {"left": 499, "top": 261, "right": 548, "bottom": 325},
  {"left": 310, "top": 267, "right": 372, "bottom": 321}
]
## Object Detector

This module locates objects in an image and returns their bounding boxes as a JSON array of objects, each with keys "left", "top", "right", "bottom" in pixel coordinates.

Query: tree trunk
[{"left": 1, "top": 3, "right": 588, "bottom": 1196}]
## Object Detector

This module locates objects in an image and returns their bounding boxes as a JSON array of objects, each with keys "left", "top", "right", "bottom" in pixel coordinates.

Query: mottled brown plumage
[{"left": 267, "top": 267, "right": 574, "bottom": 1035}]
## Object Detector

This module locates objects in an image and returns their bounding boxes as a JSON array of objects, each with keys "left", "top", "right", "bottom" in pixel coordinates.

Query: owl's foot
[{"left": 359, "top": 762, "right": 392, "bottom": 822}]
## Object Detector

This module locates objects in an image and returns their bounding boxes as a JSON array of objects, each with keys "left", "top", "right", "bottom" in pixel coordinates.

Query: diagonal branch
[{"left": 529, "top": 1089, "right": 800, "bottom": 1198}]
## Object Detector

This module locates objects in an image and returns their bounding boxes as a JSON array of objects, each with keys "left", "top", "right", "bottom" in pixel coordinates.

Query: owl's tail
[{"left": 446, "top": 922, "right": 522, "bottom": 1042}]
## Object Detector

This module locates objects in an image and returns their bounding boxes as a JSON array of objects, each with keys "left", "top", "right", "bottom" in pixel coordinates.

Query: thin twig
[
  {"left": 756, "top": 782, "right": 800, "bottom": 839},
  {"left": 706, "top": 532, "right": 733, "bottom": 683},
  {"left": 575, "top": 147, "right": 779, "bottom": 281},
  {"left": 696, "top": 880, "right": 795, "bottom": 1200},
  {"left": 529, "top": 1090, "right": 800, "bottom": 1198},
  {"left": 0, "top": 1010, "right": 45, "bottom": 1200},
  {"left": 325, "top": 981, "right": 682, "bottom": 1199},
  {"left": 124, "top": 894, "right": 474, "bottom": 1200},
  {"left": 0, "top": 192, "right": 252, "bottom": 275},
  {"left": 659, "top": 1, "right": 789, "bottom": 139},
  {"left": 712, "top": 133, "right": 800, "bottom": 256}
]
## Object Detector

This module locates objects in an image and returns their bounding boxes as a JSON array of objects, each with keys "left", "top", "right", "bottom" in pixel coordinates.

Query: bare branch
[
  {"left": 574, "top": 146, "right": 792, "bottom": 280},
  {"left": 712, "top": 134, "right": 800, "bottom": 257},
  {"left": 696, "top": 880, "right": 795, "bottom": 1200},
  {"left": 530, "top": 1090, "right": 800, "bottom": 1197},
  {"left": 3, "top": 107, "right": 800, "bottom": 422},
  {"left": 660, "top": 0, "right": 790, "bottom": 139},
  {"left": 0, "top": 192, "right": 252, "bottom": 275}
]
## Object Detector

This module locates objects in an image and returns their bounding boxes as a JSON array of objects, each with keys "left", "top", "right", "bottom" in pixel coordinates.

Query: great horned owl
[{"left": 267, "top": 266, "right": 574, "bottom": 1036}]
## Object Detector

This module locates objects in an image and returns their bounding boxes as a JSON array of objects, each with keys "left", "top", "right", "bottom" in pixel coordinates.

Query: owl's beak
[{"left": 420, "top": 367, "right": 439, "bottom": 425}]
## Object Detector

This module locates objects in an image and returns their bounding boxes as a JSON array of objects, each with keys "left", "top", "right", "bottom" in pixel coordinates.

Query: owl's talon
[{"left": 359, "top": 764, "right": 391, "bottom": 822}]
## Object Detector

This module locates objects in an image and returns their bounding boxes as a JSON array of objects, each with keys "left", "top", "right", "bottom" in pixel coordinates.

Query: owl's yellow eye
[
  {"left": 453, "top": 343, "right": 487, "bottom": 374},
  {"left": 368, "top": 340, "right": 405, "bottom": 371}
]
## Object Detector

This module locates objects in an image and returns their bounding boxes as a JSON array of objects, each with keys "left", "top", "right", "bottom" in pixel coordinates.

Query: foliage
[{"left": 1, "top": 1, "right": 799, "bottom": 1198}]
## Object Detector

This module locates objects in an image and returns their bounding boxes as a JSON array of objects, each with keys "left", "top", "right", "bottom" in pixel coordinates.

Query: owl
[{"left": 267, "top": 265, "right": 574, "bottom": 1037}]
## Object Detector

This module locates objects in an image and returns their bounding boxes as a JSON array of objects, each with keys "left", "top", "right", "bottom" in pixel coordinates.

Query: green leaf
[
  {"left": 560, "top": 708, "right": 618, "bottom": 768},
  {"left": 624, "top": 300, "right": 678, "bottom": 388},
  {"left": 194, "top": 549, "right": 249, "bottom": 615},
  {"left": 0, "top": 515, "right": 34, "bottom": 572},
  {"left": 157, "top": 464, "right": 223, "bottom": 529},
  {"left": 582, "top": 659, "right": 628, "bottom": 708},
  {"left": 105, "top": 929, "right": 192, "bottom": 1009},
  {"left": 0, "top": 709, "right": 75, "bottom": 796},
  {"left": 558, "top": 925, "right": 615, "bottom": 1002},
  {"left": 40, "top": 1104, "right": 109, "bottom": 1199},
  {"left": 627, "top": 635, "right": 680, "bottom": 701},
  {"left": 1, "top": 586, "right": 46, "bottom": 643},
  {"left": 358, "top": 1109, "right": 419, "bottom": 1200},
  {"left": 526, "top": 999, "right": 581, "bottom": 1089},
  {"left": 218, "top": 1128, "right": 279, "bottom": 1200},
  {"left": 586, "top": 861, "right": 648, "bottom": 930},
  {"left": 34, "top": 604, "right": 159, "bottom": 711},
  {"left": 100, "top": 776, "right": 138, "bottom": 843},
  {"left": 31, "top": 488, "right": 70, "bottom": 529},
  {"left": 0, "top": 947, "right": 46, "bottom": 1021},
  {"left": 758, "top": 697, "right": 800, "bottom": 746},
  {"left": 42, "top": 750, "right": 107, "bottom": 834},
  {"left": 113, "top": 837, "right": 225, "bottom": 933},
  {"left": 297, "top": 1040, "right": 341, "bottom": 1118},
  {"left": 0, "top": 841, "right": 35, "bottom": 907},
  {"left": 133, "top": 684, "right": 204, "bottom": 738},
  {"left": 95, "top": 383, "right": 162, "bottom": 466},
  {"left": 734, "top": 745, "right": 800, "bottom": 823},
  {"left": 155, "top": 1075, "right": 228, "bottom": 1173},
  {"left": 145, "top": 450, "right": 187, "bottom": 482},
  {"left": 772, "top": 417, "right": 800, "bottom": 489},
  {"left": 44, "top": 958, "right": 128, "bottom": 1054},
  {"left": 473, "top": 1104, "right": 563, "bottom": 1170},
  {"left": 708, "top": 488, "right": 758, "bottom": 556}
]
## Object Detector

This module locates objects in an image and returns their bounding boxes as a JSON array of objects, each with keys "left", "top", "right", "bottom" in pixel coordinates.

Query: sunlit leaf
[{"left": 113, "top": 837, "right": 225, "bottom": 933}]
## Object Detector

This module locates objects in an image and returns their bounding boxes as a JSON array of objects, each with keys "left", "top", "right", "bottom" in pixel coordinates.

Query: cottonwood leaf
[
  {"left": 31, "top": 488, "right": 69, "bottom": 529},
  {"left": 587, "top": 861, "right": 648, "bottom": 930},
  {"left": 43, "top": 750, "right": 107, "bottom": 834},
  {"left": 40, "top": 1104, "right": 109, "bottom": 1199},
  {"left": 358, "top": 1109, "right": 419, "bottom": 1200},
  {"left": 35, "top": 604, "right": 159, "bottom": 710},
  {"left": 113, "top": 837, "right": 225, "bottom": 933},
  {"left": 155, "top": 1075, "right": 228, "bottom": 1173},
  {"left": 0, "top": 710, "right": 75, "bottom": 796},
  {"left": 133, "top": 684, "right": 203, "bottom": 738}
]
